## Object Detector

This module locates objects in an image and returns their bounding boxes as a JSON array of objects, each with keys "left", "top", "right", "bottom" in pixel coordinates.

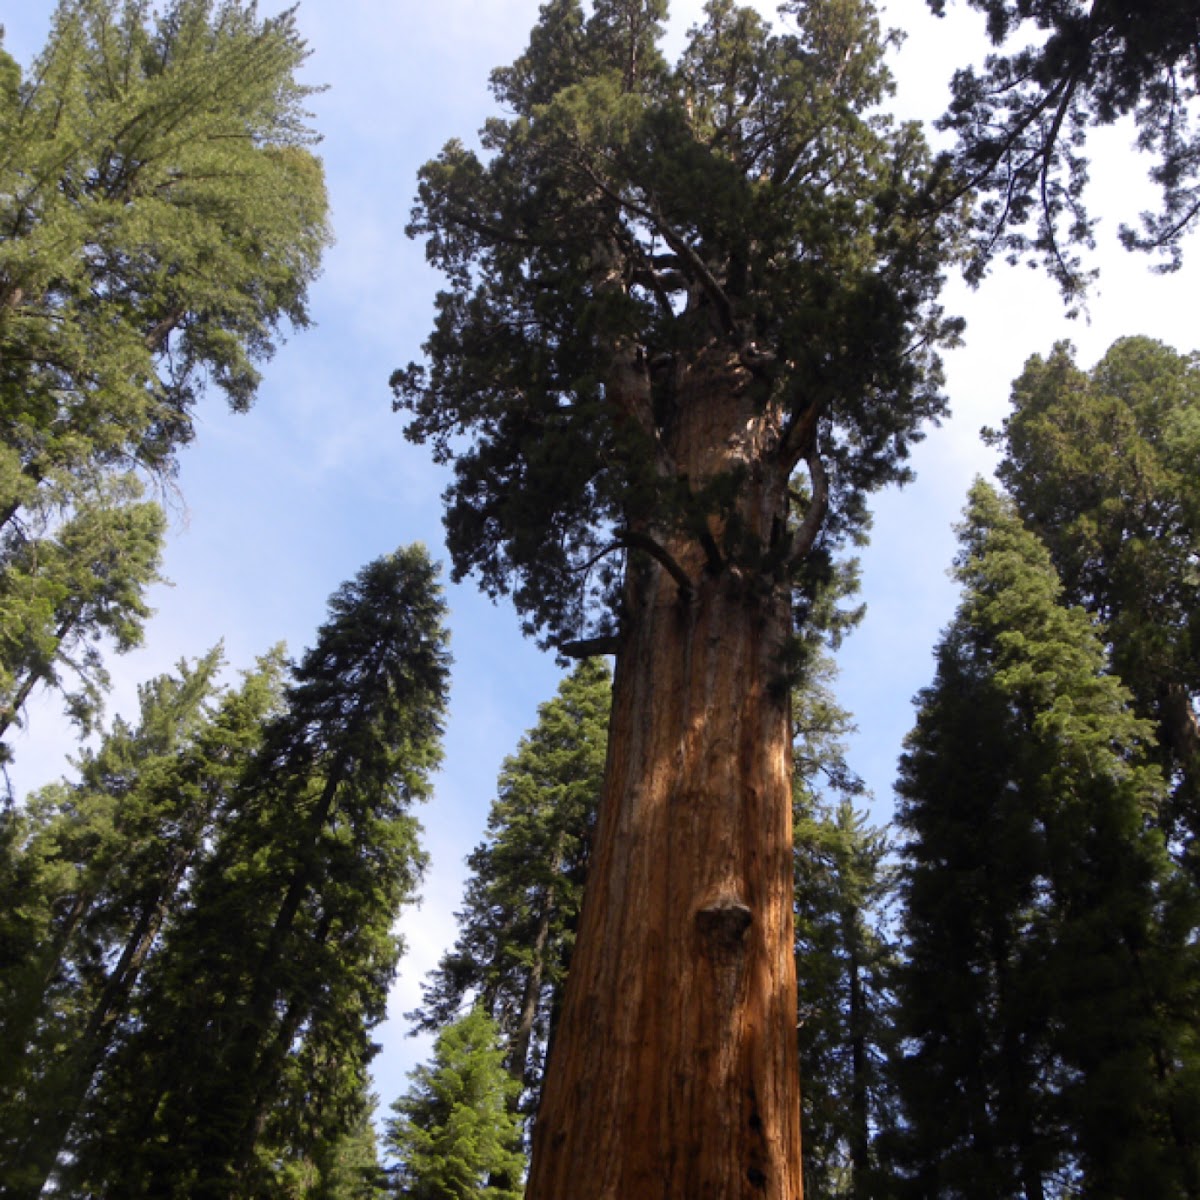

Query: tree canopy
[
  {"left": 395, "top": 0, "right": 963, "bottom": 652},
  {"left": 0, "top": 0, "right": 330, "bottom": 750},
  {"left": 930, "top": 0, "right": 1200, "bottom": 296}
]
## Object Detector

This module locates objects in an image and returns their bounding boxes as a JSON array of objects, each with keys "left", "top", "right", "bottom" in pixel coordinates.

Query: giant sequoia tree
[{"left": 395, "top": 0, "right": 959, "bottom": 1193}]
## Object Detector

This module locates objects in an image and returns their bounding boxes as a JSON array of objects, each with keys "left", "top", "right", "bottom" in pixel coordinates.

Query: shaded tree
[
  {"left": 0, "top": 645, "right": 284, "bottom": 1199},
  {"left": 889, "top": 479, "right": 1200, "bottom": 1198},
  {"left": 65, "top": 547, "right": 450, "bottom": 1199},
  {"left": 395, "top": 0, "right": 961, "bottom": 1191},
  {"left": 794, "top": 791, "right": 895, "bottom": 1200},
  {"left": 791, "top": 625, "right": 896, "bottom": 1200}
]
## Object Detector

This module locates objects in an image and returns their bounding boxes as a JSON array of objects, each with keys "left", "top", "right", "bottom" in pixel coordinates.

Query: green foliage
[
  {"left": 0, "top": 0, "right": 330, "bottom": 749},
  {"left": 792, "top": 640, "right": 895, "bottom": 1200},
  {"left": 931, "top": 0, "right": 1200, "bottom": 296},
  {"left": 395, "top": 0, "right": 961, "bottom": 649},
  {"left": 0, "top": 645, "right": 285, "bottom": 1199},
  {"left": 60, "top": 547, "right": 450, "bottom": 1199},
  {"left": 411, "top": 660, "right": 610, "bottom": 1126},
  {"left": 989, "top": 336, "right": 1200, "bottom": 863},
  {"left": 889, "top": 479, "right": 1200, "bottom": 1198},
  {"left": 0, "top": 478, "right": 166, "bottom": 752},
  {"left": 385, "top": 1007, "right": 526, "bottom": 1200}
]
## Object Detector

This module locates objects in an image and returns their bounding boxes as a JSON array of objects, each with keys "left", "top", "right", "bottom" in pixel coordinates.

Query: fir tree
[
  {"left": 792, "top": 631, "right": 895, "bottom": 1200},
  {"left": 0, "top": 646, "right": 285, "bottom": 1199},
  {"left": 65, "top": 547, "right": 450, "bottom": 1199},
  {"left": 0, "top": 478, "right": 166, "bottom": 755},
  {"left": 396, "top": 1, "right": 960, "bottom": 1191},
  {"left": 385, "top": 1007, "right": 526, "bottom": 1200},
  {"left": 411, "top": 659, "right": 610, "bottom": 1125},
  {"left": 890, "top": 479, "right": 1200, "bottom": 1198}
]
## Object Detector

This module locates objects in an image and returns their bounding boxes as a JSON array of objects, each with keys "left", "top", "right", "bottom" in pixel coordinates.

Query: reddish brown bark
[{"left": 528, "top": 354, "right": 804, "bottom": 1199}]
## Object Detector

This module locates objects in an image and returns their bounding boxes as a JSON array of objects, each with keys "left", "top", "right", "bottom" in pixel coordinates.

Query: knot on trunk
[{"left": 695, "top": 895, "right": 753, "bottom": 957}]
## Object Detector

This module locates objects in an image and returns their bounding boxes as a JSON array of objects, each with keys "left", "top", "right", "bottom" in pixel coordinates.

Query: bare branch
[
  {"left": 786, "top": 442, "right": 829, "bottom": 569},
  {"left": 559, "top": 634, "right": 622, "bottom": 658},
  {"left": 618, "top": 528, "right": 694, "bottom": 597}
]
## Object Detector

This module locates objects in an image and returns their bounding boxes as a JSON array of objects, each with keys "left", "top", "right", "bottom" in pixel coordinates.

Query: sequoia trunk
[{"left": 527, "top": 358, "right": 804, "bottom": 1199}]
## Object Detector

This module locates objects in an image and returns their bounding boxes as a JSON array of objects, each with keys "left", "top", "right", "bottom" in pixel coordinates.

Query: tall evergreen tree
[
  {"left": 0, "top": 645, "right": 285, "bottom": 1199},
  {"left": 385, "top": 1007, "right": 526, "bottom": 1200},
  {"left": 889, "top": 479, "right": 1200, "bottom": 1199},
  {"left": 395, "top": 1, "right": 960, "bottom": 1191},
  {"left": 989, "top": 336, "right": 1200, "bottom": 865},
  {"left": 791, "top": 625, "right": 896, "bottom": 1200},
  {"left": 64, "top": 547, "right": 450, "bottom": 1199},
  {"left": 0, "top": 0, "right": 330, "bottom": 747},
  {"left": 411, "top": 659, "right": 610, "bottom": 1125},
  {"left": 794, "top": 794, "right": 895, "bottom": 1199}
]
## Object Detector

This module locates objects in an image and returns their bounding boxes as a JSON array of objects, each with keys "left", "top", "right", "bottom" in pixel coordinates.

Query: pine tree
[
  {"left": 65, "top": 547, "right": 450, "bottom": 1199},
  {"left": 385, "top": 1007, "right": 526, "bottom": 1200},
  {"left": 395, "top": 2, "right": 960, "bottom": 1191},
  {"left": 889, "top": 479, "right": 1200, "bottom": 1198},
  {"left": 0, "top": 0, "right": 330, "bottom": 747},
  {"left": 989, "top": 336, "right": 1200, "bottom": 867},
  {"left": 0, "top": 646, "right": 285, "bottom": 1199},
  {"left": 411, "top": 659, "right": 610, "bottom": 1125}
]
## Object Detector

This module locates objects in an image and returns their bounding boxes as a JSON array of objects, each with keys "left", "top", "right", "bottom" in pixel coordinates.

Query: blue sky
[{"left": 3, "top": 0, "right": 1198, "bottom": 1116}]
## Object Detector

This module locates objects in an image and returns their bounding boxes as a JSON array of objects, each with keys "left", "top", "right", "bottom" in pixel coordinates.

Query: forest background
[{"left": 2, "top": 0, "right": 1198, "bottom": 1119}]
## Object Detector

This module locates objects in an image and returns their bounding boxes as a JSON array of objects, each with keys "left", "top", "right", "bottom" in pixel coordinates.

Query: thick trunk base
[{"left": 527, "top": 560, "right": 802, "bottom": 1199}]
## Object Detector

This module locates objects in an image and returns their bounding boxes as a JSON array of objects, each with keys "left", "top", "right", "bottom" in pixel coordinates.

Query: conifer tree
[
  {"left": 396, "top": 1, "right": 960, "bottom": 1191},
  {"left": 794, "top": 794, "right": 895, "bottom": 1200},
  {"left": 65, "top": 547, "right": 450, "bottom": 1199},
  {"left": 411, "top": 659, "right": 610, "bottom": 1122},
  {"left": 0, "top": 0, "right": 330, "bottom": 747},
  {"left": 385, "top": 1007, "right": 526, "bottom": 1200},
  {"left": 0, "top": 479, "right": 166, "bottom": 756},
  {"left": 0, "top": 646, "right": 285, "bottom": 1199},
  {"left": 308, "top": 1104, "right": 389, "bottom": 1200},
  {"left": 989, "top": 336, "right": 1200, "bottom": 866},
  {"left": 791, "top": 629, "right": 896, "bottom": 1200},
  {"left": 889, "top": 480, "right": 1200, "bottom": 1198}
]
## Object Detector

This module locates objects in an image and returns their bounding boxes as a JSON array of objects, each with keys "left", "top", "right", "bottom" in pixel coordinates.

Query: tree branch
[
  {"left": 618, "top": 528, "right": 694, "bottom": 597},
  {"left": 559, "top": 634, "right": 622, "bottom": 659},
  {"left": 786, "top": 442, "right": 829, "bottom": 570}
]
